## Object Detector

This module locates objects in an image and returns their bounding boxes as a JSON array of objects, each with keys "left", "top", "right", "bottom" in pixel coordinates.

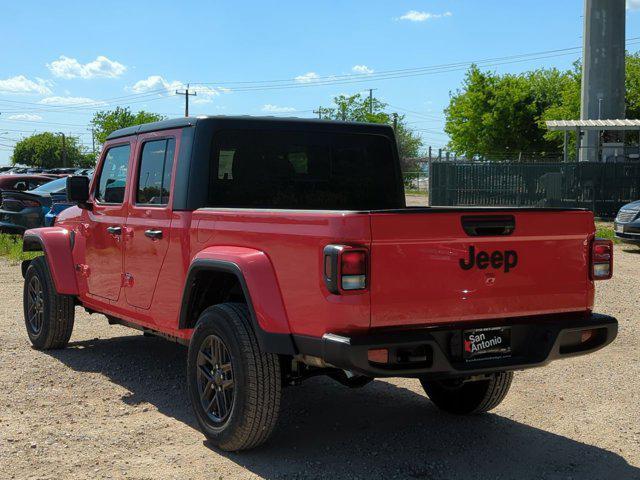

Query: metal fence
[
  {"left": 428, "top": 161, "right": 640, "bottom": 217},
  {"left": 403, "top": 171, "right": 429, "bottom": 192}
]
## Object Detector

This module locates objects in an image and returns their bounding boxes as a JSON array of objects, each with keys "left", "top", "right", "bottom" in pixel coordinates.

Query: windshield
[{"left": 29, "top": 177, "right": 68, "bottom": 194}]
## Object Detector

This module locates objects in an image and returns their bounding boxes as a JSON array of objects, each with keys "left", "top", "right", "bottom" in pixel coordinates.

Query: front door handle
[
  {"left": 144, "top": 229, "right": 163, "bottom": 240},
  {"left": 106, "top": 226, "right": 122, "bottom": 235}
]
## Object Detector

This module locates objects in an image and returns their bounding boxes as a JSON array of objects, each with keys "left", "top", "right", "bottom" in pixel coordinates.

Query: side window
[
  {"left": 136, "top": 138, "right": 175, "bottom": 205},
  {"left": 96, "top": 144, "right": 131, "bottom": 204}
]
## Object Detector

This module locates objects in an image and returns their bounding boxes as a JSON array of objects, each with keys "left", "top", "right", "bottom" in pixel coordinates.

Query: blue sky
[{"left": 1, "top": 0, "right": 640, "bottom": 165}]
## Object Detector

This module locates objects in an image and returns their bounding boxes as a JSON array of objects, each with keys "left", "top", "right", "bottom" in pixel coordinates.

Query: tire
[
  {"left": 187, "top": 303, "right": 281, "bottom": 451},
  {"left": 420, "top": 371, "right": 513, "bottom": 415},
  {"left": 23, "top": 256, "right": 75, "bottom": 350}
]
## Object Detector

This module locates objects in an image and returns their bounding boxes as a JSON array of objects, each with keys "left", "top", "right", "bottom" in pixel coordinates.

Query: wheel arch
[
  {"left": 23, "top": 227, "right": 78, "bottom": 295},
  {"left": 179, "top": 250, "right": 296, "bottom": 355}
]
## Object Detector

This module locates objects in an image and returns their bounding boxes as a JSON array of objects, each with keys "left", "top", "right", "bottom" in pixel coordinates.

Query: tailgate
[{"left": 369, "top": 209, "right": 594, "bottom": 328}]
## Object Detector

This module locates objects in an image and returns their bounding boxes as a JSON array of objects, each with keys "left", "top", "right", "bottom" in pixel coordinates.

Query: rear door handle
[
  {"left": 106, "top": 226, "right": 122, "bottom": 235},
  {"left": 144, "top": 229, "right": 163, "bottom": 240}
]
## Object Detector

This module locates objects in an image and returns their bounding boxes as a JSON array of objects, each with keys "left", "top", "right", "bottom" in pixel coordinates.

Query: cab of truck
[{"left": 21, "top": 116, "right": 617, "bottom": 452}]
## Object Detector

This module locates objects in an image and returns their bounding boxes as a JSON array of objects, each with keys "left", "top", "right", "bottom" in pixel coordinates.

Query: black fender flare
[{"left": 178, "top": 259, "right": 296, "bottom": 355}]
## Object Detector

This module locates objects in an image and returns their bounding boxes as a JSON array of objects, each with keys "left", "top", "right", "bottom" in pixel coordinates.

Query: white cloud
[
  {"left": 47, "top": 55, "right": 126, "bottom": 79},
  {"left": 191, "top": 86, "right": 229, "bottom": 104},
  {"left": 352, "top": 65, "right": 374, "bottom": 74},
  {"left": 295, "top": 72, "right": 320, "bottom": 83},
  {"left": 39, "top": 96, "right": 106, "bottom": 106},
  {"left": 131, "top": 76, "right": 230, "bottom": 104},
  {"left": 261, "top": 104, "right": 296, "bottom": 113},
  {"left": 0, "top": 75, "right": 51, "bottom": 95},
  {"left": 628, "top": 0, "right": 640, "bottom": 10},
  {"left": 397, "top": 10, "right": 452, "bottom": 22},
  {"left": 7, "top": 113, "right": 43, "bottom": 121},
  {"left": 131, "top": 75, "right": 182, "bottom": 93}
]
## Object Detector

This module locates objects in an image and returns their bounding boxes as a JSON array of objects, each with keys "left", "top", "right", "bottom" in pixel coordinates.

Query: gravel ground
[{"left": 1, "top": 245, "right": 639, "bottom": 480}]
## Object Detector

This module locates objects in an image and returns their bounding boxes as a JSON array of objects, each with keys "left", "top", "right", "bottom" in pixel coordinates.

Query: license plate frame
[{"left": 463, "top": 326, "right": 512, "bottom": 362}]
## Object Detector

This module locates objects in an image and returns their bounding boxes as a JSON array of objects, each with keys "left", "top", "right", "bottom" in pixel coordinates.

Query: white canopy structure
[
  {"left": 544, "top": 119, "right": 640, "bottom": 161},
  {"left": 546, "top": 119, "right": 640, "bottom": 131}
]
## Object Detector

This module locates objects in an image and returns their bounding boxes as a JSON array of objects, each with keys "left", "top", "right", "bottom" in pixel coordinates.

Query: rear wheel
[
  {"left": 420, "top": 372, "right": 513, "bottom": 414},
  {"left": 187, "top": 303, "right": 281, "bottom": 451},
  {"left": 23, "top": 256, "right": 75, "bottom": 350}
]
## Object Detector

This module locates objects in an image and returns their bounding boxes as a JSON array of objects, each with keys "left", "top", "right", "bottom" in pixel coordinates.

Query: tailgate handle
[{"left": 461, "top": 215, "right": 515, "bottom": 236}]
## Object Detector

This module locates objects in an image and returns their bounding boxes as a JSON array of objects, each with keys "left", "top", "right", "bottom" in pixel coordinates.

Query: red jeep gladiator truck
[{"left": 21, "top": 117, "right": 617, "bottom": 451}]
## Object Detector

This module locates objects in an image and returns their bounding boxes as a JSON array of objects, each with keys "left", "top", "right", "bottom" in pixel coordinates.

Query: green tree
[
  {"left": 322, "top": 93, "right": 423, "bottom": 161},
  {"left": 540, "top": 62, "right": 582, "bottom": 156},
  {"left": 92, "top": 107, "right": 165, "bottom": 144},
  {"left": 445, "top": 65, "right": 571, "bottom": 159},
  {"left": 446, "top": 53, "right": 640, "bottom": 160},
  {"left": 11, "top": 132, "right": 93, "bottom": 168}
]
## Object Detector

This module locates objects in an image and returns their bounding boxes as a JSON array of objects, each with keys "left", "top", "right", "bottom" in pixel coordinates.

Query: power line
[
  {"left": 0, "top": 88, "right": 168, "bottom": 110},
  {"left": 2, "top": 36, "right": 639, "bottom": 118},
  {"left": 0, "top": 117, "right": 86, "bottom": 127},
  {"left": 189, "top": 38, "right": 640, "bottom": 92}
]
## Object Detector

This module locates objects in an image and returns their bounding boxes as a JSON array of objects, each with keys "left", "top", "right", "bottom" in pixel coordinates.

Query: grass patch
[
  {"left": 0, "top": 234, "right": 41, "bottom": 262},
  {"left": 595, "top": 223, "right": 620, "bottom": 243},
  {"left": 404, "top": 189, "right": 428, "bottom": 196}
]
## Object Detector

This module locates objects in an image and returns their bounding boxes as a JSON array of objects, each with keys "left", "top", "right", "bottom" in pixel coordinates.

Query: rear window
[{"left": 207, "top": 130, "right": 401, "bottom": 210}]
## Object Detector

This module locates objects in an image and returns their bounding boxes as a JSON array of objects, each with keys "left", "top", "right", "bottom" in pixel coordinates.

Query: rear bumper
[
  {"left": 0, "top": 209, "right": 43, "bottom": 234},
  {"left": 294, "top": 313, "right": 617, "bottom": 378}
]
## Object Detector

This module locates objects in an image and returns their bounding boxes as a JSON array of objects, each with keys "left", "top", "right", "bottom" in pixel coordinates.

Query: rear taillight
[
  {"left": 22, "top": 200, "right": 41, "bottom": 208},
  {"left": 590, "top": 238, "right": 613, "bottom": 280},
  {"left": 323, "top": 245, "right": 368, "bottom": 294}
]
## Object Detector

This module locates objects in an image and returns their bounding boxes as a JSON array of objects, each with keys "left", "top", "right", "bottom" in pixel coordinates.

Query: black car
[
  {"left": 614, "top": 200, "right": 640, "bottom": 245},
  {"left": 0, "top": 177, "right": 69, "bottom": 234}
]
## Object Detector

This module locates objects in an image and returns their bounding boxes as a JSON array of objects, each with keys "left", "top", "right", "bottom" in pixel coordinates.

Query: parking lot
[{"left": 0, "top": 245, "right": 639, "bottom": 480}]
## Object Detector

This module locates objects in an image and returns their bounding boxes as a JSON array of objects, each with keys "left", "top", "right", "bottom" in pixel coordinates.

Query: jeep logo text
[{"left": 459, "top": 245, "right": 518, "bottom": 273}]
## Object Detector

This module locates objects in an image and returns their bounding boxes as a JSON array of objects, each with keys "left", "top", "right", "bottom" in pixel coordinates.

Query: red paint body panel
[
  {"left": 192, "top": 209, "right": 371, "bottom": 337},
  {"left": 369, "top": 210, "right": 596, "bottom": 328},
  {"left": 191, "top": 246, "right": 291, "bottom": 334},
  {"left": 123, "top": 130, "right": 180, "bottom": 309},
  {"left": 45, "top": 204, "right": 600, "bottom": 342},
  {"left": 23, "top": 227, "right": 78, "bottom": 295}
]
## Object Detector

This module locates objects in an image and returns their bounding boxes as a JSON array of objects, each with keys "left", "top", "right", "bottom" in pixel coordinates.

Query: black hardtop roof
[{"left": 105, "top": 115, "right": 395, "bottom": 140}]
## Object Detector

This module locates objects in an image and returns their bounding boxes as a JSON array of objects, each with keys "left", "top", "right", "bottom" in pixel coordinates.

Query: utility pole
[
  {"left": 580, "top": 0, "right": 625, "bottom": 161},
  {"left": 57, "top": 132, "right": 67, "bottom": 168},
  {"left": 392, "top": 113, "right": 398, "bottom": 132},
  {"left": 88, "top": 127, "right": 96, "bottom": 156},
  {"left": 313, "top": 106, "right": 324, "bottom": 119},
  {"left": 368, "top": 88, "right": 377, "bottom": 115},
  {"left": 175, "top": 84, "right": 197, "bottom": 117}
]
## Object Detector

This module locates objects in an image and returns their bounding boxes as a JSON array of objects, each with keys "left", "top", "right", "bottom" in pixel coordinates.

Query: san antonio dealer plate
[{"left": 463, "top": 326, "right": 512, "bottom": 362}]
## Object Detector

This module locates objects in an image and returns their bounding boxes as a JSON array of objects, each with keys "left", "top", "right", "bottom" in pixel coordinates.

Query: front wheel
[
  {"left": 23, "top": 256, "right": 75, "bottom": 350},
  {"left": 187, "top": 303, "right": 281, "bottom": 451},
  {"left": 420, "top": 371, "right": 513, "bottom": 415}
]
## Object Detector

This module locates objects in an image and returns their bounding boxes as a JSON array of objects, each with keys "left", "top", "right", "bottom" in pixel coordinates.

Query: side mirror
[{"left": 66, "top": 176, "right": 91, "bottom": 208}]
